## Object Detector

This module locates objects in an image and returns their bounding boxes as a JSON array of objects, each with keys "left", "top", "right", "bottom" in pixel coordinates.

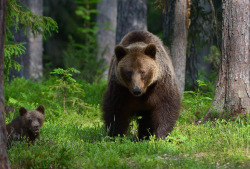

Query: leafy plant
[
  {"left": 183, "top": 80, "right": 213, "bottom": 122},
  {"left": 49, "top": 68, "right": 86, "bottom": 113}
]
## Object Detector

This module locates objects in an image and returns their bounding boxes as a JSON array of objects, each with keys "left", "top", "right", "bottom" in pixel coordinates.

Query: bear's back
[
  {"left": 120, "top": 30, "right": 161, "bottom": 47},
  {"left": 6, "top": 116, "right": 23, "bottom": 135}
]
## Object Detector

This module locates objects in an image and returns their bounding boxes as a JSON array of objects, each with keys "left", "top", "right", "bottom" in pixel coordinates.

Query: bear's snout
[
  {"left": 132, "top": 86, "right": 142, "bottom": 96},
  {"left": 33, "top": 125, "right": 40, "bottom": 133}
]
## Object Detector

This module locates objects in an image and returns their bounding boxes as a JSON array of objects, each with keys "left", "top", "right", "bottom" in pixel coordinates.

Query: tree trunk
[
  {"left": 171, "top": 0, "right": 190, "bottom": 96},
  {"left": 0, "top": 0, "right": 11, "bottom": 168},
  {"left": 96, "top": 0, "right": 117, "bottom": 64},
  {"left": 10, "top": 0, "right": 43, "bottom": 80},
  {"left": 205, "top": 0, "right": 250, "bottom": 119},
  {"left": 162, "top": 0, "right": 175, "bottom": 46},
  {"left": 116, "top": 0, "right": 147, "bottom": 44},
  {"left": 96, "top": 0, "right": 117, "bottom": 77}
]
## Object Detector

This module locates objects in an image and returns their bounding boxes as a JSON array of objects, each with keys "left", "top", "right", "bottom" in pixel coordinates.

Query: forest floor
[{"left": 5, "top": 78, "right": 249, "bottom": 168}]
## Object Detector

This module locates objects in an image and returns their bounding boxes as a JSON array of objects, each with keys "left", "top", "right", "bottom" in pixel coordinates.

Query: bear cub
[
  {"left": 6, "top": 105, "right": 45, "bottom": 145},
  {"left": 102, "top": 30, "right": 181, "bottom": 140}
]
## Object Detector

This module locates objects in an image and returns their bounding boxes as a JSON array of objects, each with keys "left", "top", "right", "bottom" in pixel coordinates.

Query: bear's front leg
[
  {"left": 102, "top": 82, "right": 132, "bottom": 137},
  {"left": 138, "top": 111, "right": 153, "bottom": 140},
  {"left": 151, "top": 105, "right": 179, "bottom": 139},
  {"left": 103, "top": 110, "right": 131, "bottom": 137}
]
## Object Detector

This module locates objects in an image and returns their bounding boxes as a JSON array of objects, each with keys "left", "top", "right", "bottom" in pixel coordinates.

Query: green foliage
[
  {"left": 44, "top": 0, "right": 105, "bottom": 82},
  {"left": 182, "top": 80, "right": 213, "bottom": 123},
  {"left": 147, "top": 0, "right": 163, "bottom": 38},
  {"left": 5, "top": 78, "right": 249, "bottom": 168},
  {"left": 5, "top": 78, "right": 49, "bottom": 113},
  {"left": 63, "top": 36, "right": 106, "bottom": 83},
  {"left": 6, "top": 0, "right": 58, "bottom": 38},
  {"left": 204, "top": 45, "right": 221, "bottom": 72},
  {"left": 185, "top": 0, "right": 222, "bottom": 88},
  {"left": 62, "top": 0, "right": 105, "bottom": 83},
  {"left": 4, "top": 43, "right": 25, "bottom": 80},
  {"left": 8, "top": 141, "right": 75, "bottom": 168},
  {"left": 49, "top": 68, "right": 86, "bottom": 114},
  {"left": 80, "top": 79, "right": 107, "bottom": 105},
  {"left": 4, "top": 0, "right": 58, "bottom": 79},
  {"left": 50, "top": 68, "right": 81, "bottom": 83},
  {"left": 197, "top": 68, "right": 217, "bottom": 94},
  {"left": 193, "top": 46, "right": 221, "bottom": 93},
  {"left": 4, "top": 76, "right": 104, "bottom": 122}
]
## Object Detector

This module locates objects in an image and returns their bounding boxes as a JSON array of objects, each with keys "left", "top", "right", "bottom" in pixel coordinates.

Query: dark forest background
[{"left": 8, "top": 0, "right": 222, "bottom": 90}]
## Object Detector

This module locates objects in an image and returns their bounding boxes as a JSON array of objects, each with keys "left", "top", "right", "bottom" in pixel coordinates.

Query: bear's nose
[{"left": 133, "top": 87, "right": 142, "bottom": 96}]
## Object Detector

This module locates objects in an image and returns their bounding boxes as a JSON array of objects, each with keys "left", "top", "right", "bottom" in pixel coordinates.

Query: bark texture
[
  {"left": 163, "top": 0, "right": 175, "bottom": 44},
  {"left": 171, "top": 0, "right": 190, "bottom": 96},
  {"left": 11, "top": 0, "right": 43, "bottom": 80},
  {"left": 0, "top": 0, "right": 11, "bottom": 168},
  {"left": 116, "top": 0, "right": 147, "bottom": 44},
  {"left": 208, "top": 0, "right": 250, "bottom": 116},
  {"left": 97, "top": 0, "right": 117, "bottom": 66}
]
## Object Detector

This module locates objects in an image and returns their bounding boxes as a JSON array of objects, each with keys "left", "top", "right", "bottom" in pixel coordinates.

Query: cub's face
[
  {"left": 19, "top": 105, "right": 45, "bottom": 135},
  {"left": 115, "top": 44, "right": 158, "bottom": 97}
]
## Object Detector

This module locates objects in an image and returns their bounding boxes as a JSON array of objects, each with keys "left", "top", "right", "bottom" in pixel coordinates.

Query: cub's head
[
  {"left": 19, "top": 105, "right": 45, "bottom": 135},
  {"left": 115, "top": 43, "right": 158, "bottom": 97}
]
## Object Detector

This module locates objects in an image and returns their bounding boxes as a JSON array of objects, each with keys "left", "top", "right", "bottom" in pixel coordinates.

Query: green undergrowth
[{"left": 4, "top": 78, "right": 249, "bottom": 168}]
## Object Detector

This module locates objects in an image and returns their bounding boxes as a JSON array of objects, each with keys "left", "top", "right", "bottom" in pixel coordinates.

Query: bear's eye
[
  {"left": 126, "top": 71, "right": 132, "bottom": 77},
  {"left": 120, "top": 69, "right": 132, "bottom": 81},
  {"left": 140, "top": 71, "right": 145, "bottom": 76},
  {"left": 37, "top": 118, "right": 41, "bottom": 123},
  {"left": 28, "top": 119, "right": 32, "bottom": 124}
]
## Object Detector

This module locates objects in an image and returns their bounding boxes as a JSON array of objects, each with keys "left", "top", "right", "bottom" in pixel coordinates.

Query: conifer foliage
[{"left": 4, "top": 0, "right": 58, "bottom": 79}]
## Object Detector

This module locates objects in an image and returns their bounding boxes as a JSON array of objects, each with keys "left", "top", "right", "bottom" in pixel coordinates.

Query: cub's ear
[
  {"left": 115, "top": 45, "right": 127, "bottom": 62},
  {"left": 19, "top": 107, "right": 27, "bottom": 116},
  {"left": 144, "top": 44, "right": 156, "bottom": 59},
  {"left": 36, "top": 105, "right": 45, "bottom": 114}
]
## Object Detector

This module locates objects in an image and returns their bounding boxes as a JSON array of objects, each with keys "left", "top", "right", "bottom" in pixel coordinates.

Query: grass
[{"left": 4, "top": 78, "right": 249, "bottom": 168}]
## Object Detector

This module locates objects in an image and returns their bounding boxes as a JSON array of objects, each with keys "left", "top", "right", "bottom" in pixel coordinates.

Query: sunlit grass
[{"left": 5, "top": 78, "right": 249, "bottom": 168}]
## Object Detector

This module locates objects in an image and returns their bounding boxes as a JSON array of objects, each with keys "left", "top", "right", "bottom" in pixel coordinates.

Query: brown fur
[
  {"left": 102, "top": 30, "right": 181, "bottom": 140},
  {"left": 6, "top": 105, "right": 45, "bottom": 146}
]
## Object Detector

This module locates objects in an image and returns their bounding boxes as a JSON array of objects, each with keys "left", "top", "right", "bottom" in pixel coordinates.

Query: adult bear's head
[{"left": 115, "top": 43, "right": 159, "bottom": 97}]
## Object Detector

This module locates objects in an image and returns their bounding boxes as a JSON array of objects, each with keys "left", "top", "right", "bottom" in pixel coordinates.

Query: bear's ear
[
  {"left": 19, "top": 107, "right": 27, "bottom": 116},
  {"left": 144, "top": 44, "right": 156, "bottom": 59},
  {"left": 115, "top": 45, "right": 127, "bottom": 62},
  {"left": 36, "top": 105, "right": 45, "bottom": 114}
]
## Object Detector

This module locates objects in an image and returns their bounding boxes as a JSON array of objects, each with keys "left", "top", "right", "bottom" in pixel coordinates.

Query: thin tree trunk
[
  {"left": 0, "top": 0, "right": 11, "bottom": 168},
  {"left": 96, "top": 0, "right": 117, "bottom": 64},
  {"left": 162, "top": 0, "right": 175, "bottom": 45},
  {"left": 28, "top": 0, "right": 43, "bottom": 79},
  {"left": 96, "top": 0, "right": 117, "bottom": 78},
  {"left": 204, "top": 0, "right": 250, "bottom": 120},
  {"left": 116, "top": 0, "right": 147, "bottom": 44},
  {"left": 10, "top": 0, "right": 43, "bottom": 80},
  {"left": 171, "top": 0, "right": 190, "bottom": 96}
]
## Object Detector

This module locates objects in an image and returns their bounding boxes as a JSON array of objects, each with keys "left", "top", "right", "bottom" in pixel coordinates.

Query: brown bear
[
  {"left": 102, "top": 30, "right": 181, "bottom": 140},
  {"left": 6, "top": 105, "right": 45, "bottom": 146}
]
